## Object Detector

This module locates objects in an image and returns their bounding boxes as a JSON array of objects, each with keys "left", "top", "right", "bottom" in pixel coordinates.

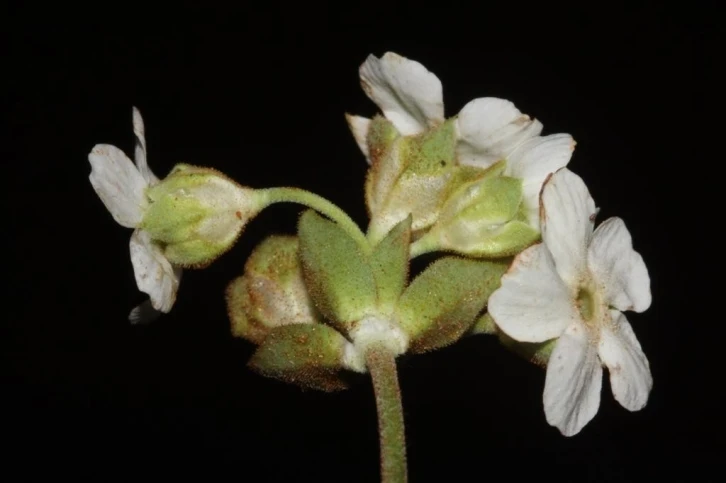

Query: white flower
[
  {"left": 346, "top": 52, "right": 574, "bottom": 230},
  {"left": 88, "top": 107, "right": 182, "bottom": 323},
  {"left": 488, "top": 168, "right": 652, "bottom": 436}
]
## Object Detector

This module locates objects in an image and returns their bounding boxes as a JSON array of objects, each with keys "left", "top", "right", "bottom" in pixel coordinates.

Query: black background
[{"left": 5, "top": 3, "right": 719, "bottom": 481}]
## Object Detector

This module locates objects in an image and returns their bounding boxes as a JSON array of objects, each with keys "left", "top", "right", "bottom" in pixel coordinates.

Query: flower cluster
[
  {"left": 345, "top": 52, "right": 652, "bottom": 436},
  {"left": 88, "top": 52, "right": 652, "bottom": 480}
]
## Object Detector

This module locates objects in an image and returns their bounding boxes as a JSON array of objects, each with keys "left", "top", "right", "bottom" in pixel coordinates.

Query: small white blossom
[
  {"left": 489, "top": 168, "right": 652, "bottom": 436},
  {"left": 347, "top": 52, "right": 574, "bottom": 230},
  {"left": 88, "top": 107, "right": 182, "bottom": 323}
]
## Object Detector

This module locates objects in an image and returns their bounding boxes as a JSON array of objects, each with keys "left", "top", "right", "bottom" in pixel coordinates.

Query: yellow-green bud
[
  {"left": 226, "top": 235, "right": 320, "bottom": 344},
  {"left": 140, "top": 164, "right": 264, "bottom": 267},
  {"left": 414, "top": 163, "right": 540, "bottom": 258},
  {"left": 365, "top": 117, "right": 485, "bottom": 244},
  {"left": 228, "top": 237, "right": 367, "bottom": 391}
]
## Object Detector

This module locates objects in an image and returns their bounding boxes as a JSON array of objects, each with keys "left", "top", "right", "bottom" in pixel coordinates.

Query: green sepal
[
  {"left": 298, "top": 210, "right": 377, "bottom": 331},
  {"left": 465, "top": 220, "right": 540, "bottom": 258},
  {"left": 140, "top": 163, "right": 262, "bottom": 267},
  {"left": 248, "top": 324, "right": 353, "bottom": 392},
  {"left": 404, "top": 118, "right": 458, "bottom": 175},
  {"left": 496, "top": 330, "right": 558, "bottom": 368},
  {"left": 433, "top": 174, "right": 540, "bottom": 257},
  {"left": 142, "top": 164, "right": 226, "bottom": 243},
  {"left": 365, "top": 116, "right": 405, "bottom": 216},
  {"left": 366, "top": 114, "right": 400, "bottom": 160},
  {"left": 478, "top": 158, "right": 507, "bottom": 179},
  {"left": 142, "top": 184, "right": 210, "bottom": 244},
  {"left": 471, "top": 312, "right": 557, "bottom": 368},
  {"left": 443, "top": 176, "right": 523, "bottom": 227},
  {"left": 226, "top": 276, "right": 268, "bottom": 344},
  {"left": 470, "top": 312, "right": 497, "bottom": 335},
  {"left": 370, "top": 216, "right": 412, "bottom": 314},
  {"left": 164, "top": 238, "right": 228, "bottom": 268},
  {"left": 366, "top": 119, "right": 479, "bottom": 244},
  {"left": 395, "top": 257, "right": 509, "bottom": 353}
]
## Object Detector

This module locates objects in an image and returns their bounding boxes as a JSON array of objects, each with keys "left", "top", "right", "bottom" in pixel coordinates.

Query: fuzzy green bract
[
  {"left": 370, "top": 216, "right": 412, "bottom": 313},
  {"left": 396, "top": 257, "right": 509, "bottom": 353},
  {"left": 248, "top": 324, "right": 354, "bottom": 392},
  {"left": 298, "top": 210, "right": 377, "bottom": 331}
]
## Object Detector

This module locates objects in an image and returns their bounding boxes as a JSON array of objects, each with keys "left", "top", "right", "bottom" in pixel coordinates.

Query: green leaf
[
  {"left": 396, "top": 257, "right": 509, "bottom": 353},
  {"left": 248, "top": 324, "right": 353, "bottom": 392},
  {"left": 370, "top": 216, "right": 411, "bottom": 313},
  {"left": 298, "top": 210, "right": 377, "bottom": 330}
]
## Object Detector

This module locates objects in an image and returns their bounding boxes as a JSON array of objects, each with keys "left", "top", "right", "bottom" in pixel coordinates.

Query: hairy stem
[
  {"left": 365, "top": 344, "right": 407, "bottom": 483},
  {"left": 260, "top": 187, "right": 370, "bottom": 253},
  {"left": 408, "top": 232, "right": 438, "bottom": 259}
]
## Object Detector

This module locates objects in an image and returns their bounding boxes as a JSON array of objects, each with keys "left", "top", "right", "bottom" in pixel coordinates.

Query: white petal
[
  {"left": 598, "top": 311, "right": 652, "bottom": 411},
  {"left": 455, "top": 97, "right": 543, "bottom": 169},
  {"left": 509, "top": 134, "right": 576, "bottom": 228},
  {"left": 345, "top": 114, "right": 371, "bottom": 163},
  {"left": 544, "top": 322, "right": 603, "bottom": 436},
  {"left": 489, "top": 243, "right": 579, "bottom": 343},
  {"left": 88, "top": 144, "right": 148, "bottom": 228},
  {"left": 359, "top": 52, "right": 444, "bottom": 135},
  {"left": 132, "top": 107, "right": 158, "bottom": 184},
  {"left": 129, "top": 230, "right": 182, "bottom": 314},
  {"left": 588, "top": 217, "right": 651, "bottom": 312},
  {"left": 508, "top": 134, "right": 576, "bottom": 181},
  {"left": 540, "top": 168, "right": 597, "bottom": 288},
  {"left": 519, "top": 182, "right": 545, "bottom": 230}
]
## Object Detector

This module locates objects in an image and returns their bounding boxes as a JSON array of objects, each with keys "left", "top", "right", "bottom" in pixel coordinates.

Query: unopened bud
[
  {"left": 415, "top": 166, "right": 539, "bottom": 258},
  {"left": 140, "top": 164, "right": 264, "bottom": 267},
  {"left": 226, "top": 235, "right": 320, "bottom": 344},
  {"left": 365, "top": 118, "right": 480, "bottom": 244}
]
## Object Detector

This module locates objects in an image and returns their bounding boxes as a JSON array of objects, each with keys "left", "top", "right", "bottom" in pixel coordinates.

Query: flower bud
[
  {"left": 226, "top": 235, "right": 320, "bottom": 344},
  {"left": 140, "top": 164, "right": 264, "bottom": 267},
  {"left": 364, "top": 117, "right": 483, "bottom": 244},
  {"left": 228, "top": 236, "right": 367, "bottom": 391},
  {"left": 416, "top": 165, "right": 540, "bottom": 258}
]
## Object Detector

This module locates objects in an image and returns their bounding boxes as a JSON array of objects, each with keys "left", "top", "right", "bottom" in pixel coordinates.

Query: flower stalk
[
  {"left": 365, "top": 343, "right": 407, "bottom": 483},
  {"left": 260, "top": 187, "right": 370, "bottom": 253},
  {"left": 408, "top": 233, "right": 439, "bottom": 259}
]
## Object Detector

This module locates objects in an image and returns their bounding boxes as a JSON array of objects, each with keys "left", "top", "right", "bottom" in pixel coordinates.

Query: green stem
[
  {"left": 408, "top": 231, "right": 439, "bottom": 259},
  {"left": 260, "top": 187, "right": 370, "bottom": 253},
  {"left": 365, "top": 344, "right": 407, "bottom": 483}
]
